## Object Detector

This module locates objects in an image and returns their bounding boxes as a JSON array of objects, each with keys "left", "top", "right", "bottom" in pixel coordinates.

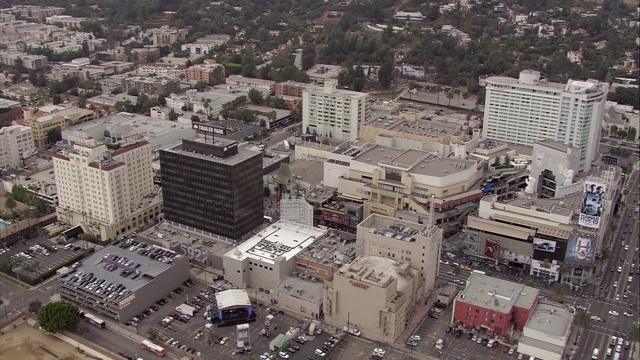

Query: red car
[
  {"left": 503, "top": 345, "right": 510, "bottom": 353},
  {"left": 492, "top": 341, "right": 498, "bottom": 348}
]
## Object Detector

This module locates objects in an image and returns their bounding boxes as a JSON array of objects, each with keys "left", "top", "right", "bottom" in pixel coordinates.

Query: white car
[
  {"left": 315, "top": 349, "right": 326, "bottom": 357},
  {"left": 615, "top": 294, "right": 620, "bottom": 301},
  {"left": 373, "top": 348, "right": 386, "bottom": 357},
  {"left": 624, "top": 311, "right": 634, "bottom": 317},
  {"left": 613, "top": 281, "right": 618, "bottom": 287},
  {"left": 277, "top": 351, "right": 289, "bottom": 359},
  {"left": 625, "top": 245, "right": 630, "bottom": 250},
  {"left": 410, "top": 335, "right": 422, "bottom": 341},
  {"left": 617, "top": 337, "right": 624, "bottom": 346},
  {"left": 609, "top": 310, "right": 619, "bottom": 316}
]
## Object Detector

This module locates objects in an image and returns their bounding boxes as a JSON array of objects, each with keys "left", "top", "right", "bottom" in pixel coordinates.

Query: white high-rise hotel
[
  {"left": 53, "top": 140, "right": 162, "bottom": 240},
  {"left": 302, "top": 80, "right": 369, "bottom": 141},
  {"left": 482, "top": 70, "right": 608, "bottom": 172}
]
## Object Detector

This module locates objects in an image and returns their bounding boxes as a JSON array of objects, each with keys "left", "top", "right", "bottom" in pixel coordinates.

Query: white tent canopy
[{"left": 215, "top": 289, "right": 251, "bottom": 310}]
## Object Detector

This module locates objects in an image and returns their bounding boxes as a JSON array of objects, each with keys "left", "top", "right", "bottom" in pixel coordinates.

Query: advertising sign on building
[
  {"left": 192, "top": 122, "right": 227, "bottom": 135},
  {"left": 485, "top": 239, "right": 500, "bottom": 258},
  {"left": 579, "top": 181, "right": 606, "bottom": 228},
  {"left": 532, "top": 238, "right": 557, "bottom": 253},
  {"left": 118, "top": 292, "right": 136, "bottom": 309},
  {"left": 564, "top": 231, "right": 596, "bottom": 266},
  {"left": 322, "top": 209, "right": 347, "bottom": 225}
]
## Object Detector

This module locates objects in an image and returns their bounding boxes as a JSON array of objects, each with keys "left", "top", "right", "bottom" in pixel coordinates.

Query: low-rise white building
[
  {"left": 518, "top": 303, "right": 574, "bottom": 360},
  {"left": 223, "top": 221, "right": 327, "bottom": 290}
]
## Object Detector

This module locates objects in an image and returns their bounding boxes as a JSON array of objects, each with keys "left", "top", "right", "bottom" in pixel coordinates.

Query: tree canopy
[{"left": 37, "top": 301, "right": 80, "bottom": 333}]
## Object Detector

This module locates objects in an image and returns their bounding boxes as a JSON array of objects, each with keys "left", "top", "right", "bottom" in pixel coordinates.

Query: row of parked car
[
  {"left": 114, "top": 238, "right": 176, "bottom": 264},
  {"left": 165, "top": 337, "right": 199, "bottom": 355},
  {"left": 66, "top": 271, "right": 132, "bottom": 301}
]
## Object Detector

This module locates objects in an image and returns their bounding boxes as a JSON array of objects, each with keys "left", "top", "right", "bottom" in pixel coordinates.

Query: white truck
[
  {"left": 176, "top": 304, "right": 196, "bottom": 317},
  {"left": 435, "top": 339, "right": 444, "bottom": 350},
  {"left": 343, "top": 326, "right": 361, "bottom": 336}
]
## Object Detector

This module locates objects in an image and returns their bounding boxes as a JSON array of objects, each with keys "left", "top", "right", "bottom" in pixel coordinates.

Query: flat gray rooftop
[
  {"left": 274, "top": 276, "right": 323, "bottom": 305},
  {"left": 525, "top": 302, "right": 572, "bottom": 338},
  {"left": 459, "top": 273, "right": 538, "bottom": 313},
  {"left": 296, "top": 230, "right": 356, "bottom": 268},
  {"left": 364, "top": 115, "right": 464, "bottom": 139},
  {"left": 164, "top": 138, "right": 261, "bottom": 166}
]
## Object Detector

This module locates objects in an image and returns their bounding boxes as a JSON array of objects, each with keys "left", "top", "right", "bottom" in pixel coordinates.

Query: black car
[
  {"left": 446, "top": 326, "right": 453, "bottom": 333},
  {"left": 467, "top": 332, "right": 473, "bottom": 339},
  {"left": 455, "top": 329, "right": 463, "bottom": 338}
]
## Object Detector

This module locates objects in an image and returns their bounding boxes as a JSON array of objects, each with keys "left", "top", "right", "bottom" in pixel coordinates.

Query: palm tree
[
  {"left": 573, "top": 311, "right": 591, "bottom": 345},
  {"left": 558, "top": 266, "right": 570, "bottom": 283},
  {"left": 453, "top": 266, "right": 461, "bottom": 276},
  {"left": 629, "top": 324, "right": 640, "bottom": 359},
  {"left": 4, "top": 195, "right": 17, "bottom": 215},
  {"left": 551, "top": 284, "right": 566, "bottom": 302},
  {"left": 601, "top": 248, "right": 610, "bottom": 262}
]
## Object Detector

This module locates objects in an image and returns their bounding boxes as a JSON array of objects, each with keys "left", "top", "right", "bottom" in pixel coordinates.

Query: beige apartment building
[
  {"left": 323, "top": 255, "right": 421, "bottom": 343},
  {"left": 183, "top": 60, "right": 225, "bottom": 84},
  {"left": 356, "top": 213, "right": 442, "bottom": 299},
  {"left": 336, "top": 145, "right": 483, "bottom": 218},
  {"left": 53, "top": 140, "right": 161, "bottom": 241},
  {"left": 24, "top": 107, "right": 95, "bottom": 147}
]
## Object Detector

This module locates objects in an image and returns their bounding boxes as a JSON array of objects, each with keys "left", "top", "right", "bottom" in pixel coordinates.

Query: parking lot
[
  {"left": 127, "top": 278, "right": 336, "bottom": 360},
  {"left": 405, "top": 298, "right": 522, "bottom": 360},
  {"left": 3, "top": 237, "right": 86, "bottom": 280}
]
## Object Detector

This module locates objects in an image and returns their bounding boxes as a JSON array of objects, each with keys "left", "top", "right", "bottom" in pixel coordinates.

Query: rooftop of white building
[
  {"left": 225, "top": 221, "right": 327, "bottom": 264},
  {"left": 524, "top": 302, "right": 573, "bottom": 338},
  {"left": 458, "top": 273, "right": 538, "bottom": 313},
  {"left": 295, "top": 229, "right": 356, "bottom": 268},
  {"left": 338, "top": 255, "right": 413, "bottom": 289},
  {"left": 363, "top": 112, "right": 468, "bottom": 140},
  {"left": 274, "top": 275, "right": 324, "bottom": 305}
]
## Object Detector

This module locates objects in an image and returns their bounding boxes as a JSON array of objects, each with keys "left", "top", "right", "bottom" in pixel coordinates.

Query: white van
[
  {"left": 64, "top": 244, "right": 73, "bottom": 250},
  {"left": 592, "top": 348, "right": 599, "bottom": 359}
]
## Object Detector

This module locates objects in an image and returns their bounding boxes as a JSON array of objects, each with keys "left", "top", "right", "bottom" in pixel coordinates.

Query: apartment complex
[
  {"left": 302, "top": 81, "right": 369, "bottom": 141},
  {"left": 53, "top": 140, "right": 161, "bottom": 240},
  {"left": 120, "top": 75, "right": 179, "bottom": 95},
  {"left": 160, "top": 138, "right": 264, "bottom": 241},
  {"left": 452, "top": 273, "right": 539, "bottom": 337},
  {"left": 0, "top": 125, "right": 34, "bottom": 168},
  {"left": 227, "top": 75, "right": 276, "bottom": 94},
  {"left": 482, "top": 70, "right": 608, "bottom": 172},
  {"left": 0, "top": 51, "right": 48, "bottom": 70},
  {"left": 324, "top": 255, "right": 421, "bottom": 343},
  {"left": 184, "top": 60, "right": 225, "bottom": 84},
  {"left": 275, "top": 81, "right": 311, "bottom": 98},
  {"left": 356, "top": 213, "right": 442, "bottom": 299}
]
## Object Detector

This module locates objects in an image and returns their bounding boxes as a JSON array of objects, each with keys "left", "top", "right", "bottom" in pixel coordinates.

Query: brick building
[
  {"left": 183, "top": 59, "right": 225, "bottom": 84},
  {"left": 452, "top": 273, "right": 539, "bottom": 337}
]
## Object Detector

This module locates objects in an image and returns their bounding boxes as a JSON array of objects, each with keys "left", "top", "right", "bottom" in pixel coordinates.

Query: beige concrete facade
[
  {"left": 0, "top": 125, "right": 34, "bottom": 168},
  {"left": 337, "top": 145, "right": 482, "bottom": 215},
  {"left": 53, "top": 140, "right": 160, "bottom": 241},
  {"left": 357, "top": 213, "right": 442, "bottom": 300},
  {"left": 323, "top": 255, "right": 421, "bottom": 343}
]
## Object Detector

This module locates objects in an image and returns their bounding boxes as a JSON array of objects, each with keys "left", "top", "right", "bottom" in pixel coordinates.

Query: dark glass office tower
[{"left": 160, "top": 138, "right": 263, "bottom": 240}]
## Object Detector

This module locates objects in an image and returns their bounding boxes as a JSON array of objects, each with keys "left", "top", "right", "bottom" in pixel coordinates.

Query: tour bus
[
  {"left": 141, "top": 340, "right": 166, "bottom": 356},
  {"left": 82, "top": 313, "right": 106, "bottom": 329}
]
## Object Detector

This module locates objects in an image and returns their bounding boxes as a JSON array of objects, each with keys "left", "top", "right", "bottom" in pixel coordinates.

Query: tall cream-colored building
[
  {"left": 323, "top": 255, "right": 421, "bottom": 343},
  {"left": 53, "top": 140, "right": 161, "bottom": 240},
  {"left": 357, "top": 213, "right": 442, "bottom": 299},
  {"left": 302, "top": 81, "right": 369, "bottom": 141},
  {"left": 0, "top": 125, "right": 35, "bottom": 168}
]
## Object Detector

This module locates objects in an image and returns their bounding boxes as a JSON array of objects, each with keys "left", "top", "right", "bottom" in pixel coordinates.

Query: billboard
[
  {"left": 484, "top": 239, "right": 500, "bottom": 258},
  {"left": 192, "top": 122, "right": 227, "bottom": 135},
  {"left": 533, "top": 238, "right": 557, "bottom": 253},
  {"left": 322, "top": 209, "right": 351, "bottom": 225},
  {"left": 564, "top": 231, "right": 596, "bottom": 266},
  {"left": 579, "top": 181, "right": 606, "bottom": 228}
]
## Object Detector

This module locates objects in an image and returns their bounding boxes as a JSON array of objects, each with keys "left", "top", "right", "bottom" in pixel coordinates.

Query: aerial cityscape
[{"left": 0, "top": 1, "right": 638, "bottom": 360}]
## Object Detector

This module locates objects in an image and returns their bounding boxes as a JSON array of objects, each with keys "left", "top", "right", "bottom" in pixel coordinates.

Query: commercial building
[
  {"left": 0, "top": 99, "right": 24, "bottom": 126},
  {"left": 336, "top": 144, "right": 483, "bottom": 224},
  {"left": 324, "top": 255, "right": 421, "bottom": 342},
  {"left": 223, "top": 219, "right": 327, "bottom": 289},
  {"left": 482, "top": 70, "right": 608, "bottom": 172},
  {"left": 452, "top": 273, "right": 539, "bottom": 337},
  {"left": 60, "top": 244, "right": 190, "bottom": 323},
  {"left": 356, "top": 213, "right": 442, "bottom": 299},
  {"left": 227, "top": 75, "right": 276, "bottom": 95},
  {"left": 275, "top": 81, "right": 311, "bottom": 98},
  {"left": 464, "top": 164, "right": 622, "bottom": 288},
  {"left": 181, "top": 34, "right": 230, "bottom": 55},
  {"left": 393, "top": 11, "right": 425, "bottom": 21},
  {"left": 0, "top": 125, "right": 34, "bottom": 169},
  {"left": 529, "top": 140, "right": 581, "bottom": 199},
  {"left": 160, "top": 137, "right": 263, "bottom": 241},
  {"left": 306, "top": 64, "right": 342, "bottom": 85},
  {"left": 518, "top": 302, "right": 574, "bottom": 360},
  {"left": 121, "top": 75, "right": 179, "bottom": 95},
  {"left": 53, "top": 140, "right": 161, "bottom": 241},
  {"left": 0, "top": 51, "right": 48, "bottom": 70},
  {"left": 302, "top": 81, "right": 369, "bottom": 141}
]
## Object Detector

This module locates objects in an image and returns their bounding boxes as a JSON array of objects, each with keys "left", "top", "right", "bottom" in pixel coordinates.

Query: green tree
[
  {"left": 77, "top": 94, "right": 86, "bottom": 108},
  {"left": 628, "top": 127, "right": 637, "bottom": 141},
  {"left": 541, "top": 258, "right": 551, "bottom": 269},
  {"left": 525, "top": 280, "right": 536, "bottom": 288},
  {"left": 453, "top": 266, "right": 461, "bottom": 276},
  {"left": 195, "top": 80, "right": 207, "bottom": 92},
  {"left": 248, "top": 88, "right": 264, "bottom": 104},
  {"left": 190, "top": 115, "right": 200, "bottom": 122},
  {"left": 551, "top": 284, "right": 566, "bottom": 301},
  {"left": 573, "top": 311, "right": 591, "bottom": 330},
  {"left": 37, "top": 301, "right": 80, "bottom": 333},
  {"left": 28, "top": 299, "right": 42, "bottom": 314},
  {"left": 168, "top": 108, "right": 178, "bottom": 121},
  {"left": 378, "top": 58, "right": 394, "bottom": 89},
  {"left": 601, "top": 248, "right": 610, "bottom": 262},
  {"left": 47, "top": 127, "right": 62, "bottom": 144},
  {"left": 52, "top": 94, "right": 62, "bottom": 105},
  {"left": 352, "top": 77, "right": 365, "bottom": 92},
  {"left": 4, "top": 195, "right": 17, "bottom": 215},
  {"left": 148, "top": 327, "right": 159, "bottom": 341},
  {"left": 127, "top": 88, "right": 139, "bottom": 96},
  {"left": 629, "top": 323, "right": 640, "bottom": 359}
]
